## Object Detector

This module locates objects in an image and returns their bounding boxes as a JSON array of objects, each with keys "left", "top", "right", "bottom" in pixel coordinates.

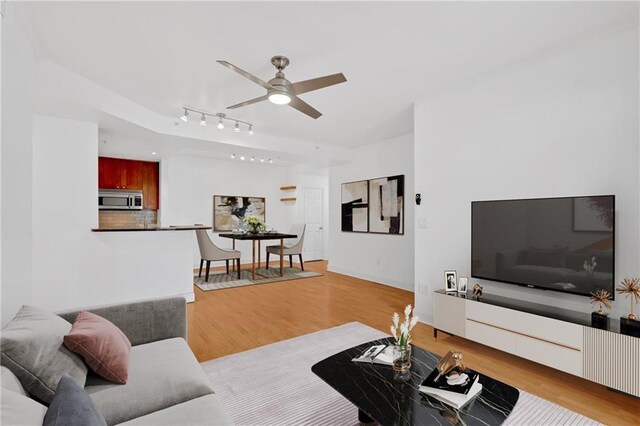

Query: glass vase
[{"left": 392, "top": 344, "right": 412, "bottom": 382}]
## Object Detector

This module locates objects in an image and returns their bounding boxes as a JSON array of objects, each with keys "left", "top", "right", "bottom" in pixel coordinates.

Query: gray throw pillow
[
  {"left": 1, "top": 306, "right": 88, "bottom": 403},
  {"left": 43, "top": 374, "right": 106, "bottom": 426}
]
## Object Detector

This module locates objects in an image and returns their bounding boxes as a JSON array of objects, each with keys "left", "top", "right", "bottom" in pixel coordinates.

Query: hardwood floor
[{"left": 188, "top": 260, "right": 640, "bottom": 425}]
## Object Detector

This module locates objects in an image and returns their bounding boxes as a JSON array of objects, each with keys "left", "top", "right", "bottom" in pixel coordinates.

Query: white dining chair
[
  {"left": 195, "top": 229, "right": 241, "bottom": 281},
  {"left": 266, "top": 223, "right": 306, "bottom": 271}
]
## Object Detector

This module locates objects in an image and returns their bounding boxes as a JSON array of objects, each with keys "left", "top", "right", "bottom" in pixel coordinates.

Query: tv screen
[{"left": 471, "top": 195, "right": 614, "bottom": 298}]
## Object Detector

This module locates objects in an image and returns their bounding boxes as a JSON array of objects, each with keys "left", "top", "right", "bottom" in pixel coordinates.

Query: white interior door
[{"left": 303, "top": 187, "right": 323, "bottom": 261}]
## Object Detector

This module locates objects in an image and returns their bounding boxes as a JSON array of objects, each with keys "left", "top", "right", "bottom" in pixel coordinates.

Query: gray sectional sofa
[{"left": 1, "top": 297, "right": 233, "bottom": 425}]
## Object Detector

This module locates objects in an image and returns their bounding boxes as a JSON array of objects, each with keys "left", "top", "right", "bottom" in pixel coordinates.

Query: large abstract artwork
[
  {"left": 369, "top": 175, "right": 404, "bottom": 234},
  {"left": 341, "top": 180, "right": 369, "bottom": 232},
  {"left": 213, "top": 195, "right": 266, "bottom": 232},
  {"left": 341, "top": 175, "right": 404, "bottom": 235}
]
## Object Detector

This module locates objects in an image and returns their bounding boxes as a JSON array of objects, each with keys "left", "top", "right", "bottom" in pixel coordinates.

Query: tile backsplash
[{"left": 99, "top": 210, "right": 158, "bottom": 228}]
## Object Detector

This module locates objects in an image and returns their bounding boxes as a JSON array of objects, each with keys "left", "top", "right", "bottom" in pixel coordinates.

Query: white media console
[{"left": 433, "top": 290, "right": 639, "bottom": 397}]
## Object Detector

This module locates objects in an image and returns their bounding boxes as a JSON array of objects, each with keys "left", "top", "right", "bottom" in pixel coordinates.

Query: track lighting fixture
[
  {"left": 250, "top": 156, "right": 255, "bottom": 162},
  {"left": 260, "top": 158, "right": 265, "bottom": 163},
  {"left": 230, "top": 154, "right": 236, "bottom": 159},
  {"left": 228, "top": 154, "right": 274, "bottom": 165},
  {"left": 178, "top": 107, "right": 254, "bottom": 134},
  {"left": 240, "top": 156, "right": 245, "bottom": 161},
  {"left": 269, "top": 159, "right": 273, "bottom": 164}
]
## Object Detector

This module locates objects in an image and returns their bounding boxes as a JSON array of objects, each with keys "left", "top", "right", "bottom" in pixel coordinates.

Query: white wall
[
  {"left": 414, "top": 26, "right": 639, "bottom": 324},
  {"left": 25, "top": 115, "right": 195, "bottom": 323},
  {"left": 161, "top": 155, "right": 294, "bottom": 267},
  {"left": 328, "top": 134, "right": 415, "bottom": 291},
  {"left": 1, "top": 5, "right": 36, "bottom": 324}
]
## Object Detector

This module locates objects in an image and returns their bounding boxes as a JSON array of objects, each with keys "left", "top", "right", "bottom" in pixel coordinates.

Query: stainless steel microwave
[{"left": 98, "top": 189, "right": 143, "bottom": 210}]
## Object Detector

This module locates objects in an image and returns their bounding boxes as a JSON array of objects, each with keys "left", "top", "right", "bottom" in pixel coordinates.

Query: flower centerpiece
[
  {"left": 390, "top": 304, "right": 418, "bottom": 382},
  {"left": 244, "top": 215, "right": 265, "bottom": 234}
]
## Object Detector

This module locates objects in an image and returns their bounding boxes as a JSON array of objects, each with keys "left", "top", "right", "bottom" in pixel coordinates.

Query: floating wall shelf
[
  {"left": 280, "top": 197, "right": 297, "bottom": 202},
  {"left": 280, "top": 185, "right": 297, "bottom": 191}
]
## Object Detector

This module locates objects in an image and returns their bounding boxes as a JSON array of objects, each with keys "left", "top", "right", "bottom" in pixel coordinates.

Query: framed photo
[
  {"left": 458, "top": 277, "right": 468, "bottom": 294},
  {"left": 213, "top": 195, "right": 266, "bottom": 232},
  {"left": 444, "top": 270, "right": 457, "bottom": 292}
]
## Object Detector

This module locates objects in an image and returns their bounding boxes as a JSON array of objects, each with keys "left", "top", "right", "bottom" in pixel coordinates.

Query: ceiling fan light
[{"left": 268, "top": 91, "right": 291, "bottom": 105}]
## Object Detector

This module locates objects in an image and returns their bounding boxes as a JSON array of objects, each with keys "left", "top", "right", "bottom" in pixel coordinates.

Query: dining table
[{"left": 219, "top": 232, "right": 297, "bottom": 280}]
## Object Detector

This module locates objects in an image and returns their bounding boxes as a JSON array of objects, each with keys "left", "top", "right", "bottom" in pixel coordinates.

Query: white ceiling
[{"left": 20, "top": 1, "right": 639, "bottom": 149}]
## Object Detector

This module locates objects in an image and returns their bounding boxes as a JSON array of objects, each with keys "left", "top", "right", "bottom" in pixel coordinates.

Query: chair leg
[
  {"left": 226, "top": 260, "right": 229, "bottom": 274},
  {"left": 199, "top": 259, "right": 204, "bottom": 277},
  {"left": 266, "top": 252, "right": 270, "bottom": 269},
  {"left": 237, "top": 259, "right": 241, "bottom": 279},
  {"left": 289, "top": 255, "right": 293, "bottom": 268},
  {"left": 299, "top": 254, "right": 304, "bottom": 271},
  {"left": 205, "top": 261, "right": 211, "bottom": 282}
]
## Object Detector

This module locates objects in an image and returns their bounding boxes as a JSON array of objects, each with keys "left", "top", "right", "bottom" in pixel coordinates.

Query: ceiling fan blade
[
  {"left": 227, "top": 94, "right": 269, "bottom": 109},
  {"left": 289, "top": 96, "right": 322, "bottom": 119},
  {"left": 291, "top": 73, "right": 347, "bottom": 95},
  {"left": 217, "top": 60, "right": 273, "bottom": 90}
]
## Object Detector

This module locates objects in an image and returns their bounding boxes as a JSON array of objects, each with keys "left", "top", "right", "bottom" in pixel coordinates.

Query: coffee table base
[{"left": 358, "top": 408, "right": 374, "bottom": 424}]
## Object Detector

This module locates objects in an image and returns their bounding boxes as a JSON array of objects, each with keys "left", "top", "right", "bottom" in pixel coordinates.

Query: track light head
[
  {"left": 230, "top": 154, "right": 235, "bottom": 159},
  {"left": 249, "top": 125, "right": 254, "bottom": 136},
  {"left": 234, "top": 122, "right": 240, "bottom": 132},
  {"left": 200, "top": 114, "right": 207, "bottom": 126},
  {"left": 240, "top": 155, "right": 245, "bottom": 161},
  {"left": 217, "top": 117, "right": 224, "bottom": 129},
  {"left": 180, "top": 109, "right": 189, "bottom": 122}
]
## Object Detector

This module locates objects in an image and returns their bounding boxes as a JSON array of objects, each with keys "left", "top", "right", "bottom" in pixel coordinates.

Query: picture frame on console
[
  {"left": 445, "top": 270, "right": 457, "bottom": 292},
  {"left": 458, "top": 277, "right": 468, "bottom": 294}
]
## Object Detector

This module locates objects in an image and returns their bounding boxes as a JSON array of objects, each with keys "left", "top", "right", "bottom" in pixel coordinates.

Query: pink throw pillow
[{"left": 63, "top": 311, "right": 131, "bottom": 384}]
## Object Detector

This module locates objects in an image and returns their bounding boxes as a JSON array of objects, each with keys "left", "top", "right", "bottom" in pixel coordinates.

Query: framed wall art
[
  {"left": 341, "top": 180, "right": 369, "bottom": 232},
  {"left": 213, "top": 195, "right": 266, "bottom": 232}
]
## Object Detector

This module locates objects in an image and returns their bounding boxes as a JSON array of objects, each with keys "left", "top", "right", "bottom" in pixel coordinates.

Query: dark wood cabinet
[
  {"left": 142, "top": 161, "right": 159, "bottom": 210},
  {"left": 99, "top": 157, "right": 159, "bottom": 210}
]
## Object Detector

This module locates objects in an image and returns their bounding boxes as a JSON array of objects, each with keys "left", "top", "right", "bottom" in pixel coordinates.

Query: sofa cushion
[
  {"left": 64, "top": 311, "right": 132, "bottom": 384},
  {"left": 0, "top": 389, "right": 48, "bottom": 425},
  {"left": 118, "top": 395, "right": 233, "bottom": 425},
  {"left": 85, "top": 338, "right": 214, "bottom": 425},
  {"left": 1, "top": 366, "right": 28, "bottom": 396},
  {"left": 43, "top": 374, "right": 107, "bottom": 426},
  {"left": 0, "top": 306, "right": 88, "bottom": 403}
]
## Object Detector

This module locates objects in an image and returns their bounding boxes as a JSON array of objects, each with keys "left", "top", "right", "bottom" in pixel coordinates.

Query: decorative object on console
[
  {"left": 213, "top": 195, "right": 266, "bottom": 232},
  {"left": 415, "top": 193, "right": 421, "bottom": 205},
  {"left": 390, "top": 304, "right": 418, "bottom": 382},
  {"left": 458, "top": 277, "right": 468, "bottom": 294},
  {"left": 444, "top": 270, "right": 457, "bottom": 292},
  {"left": 472, "top": 283, "right": 483, "bottom": 301},
  {"left": 616, "top": 277, "right": 640, "bottom": 320},
  {"left": 244, "top": 215, "right": 266, "bottom": 234},
  {"left": 590, "top": 289, "right": 612, "bottom": 329}
]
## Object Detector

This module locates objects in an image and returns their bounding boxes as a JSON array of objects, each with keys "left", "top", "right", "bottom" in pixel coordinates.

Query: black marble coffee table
[{"left": 312, "top": 337, "right": 519, "bottom": 425}]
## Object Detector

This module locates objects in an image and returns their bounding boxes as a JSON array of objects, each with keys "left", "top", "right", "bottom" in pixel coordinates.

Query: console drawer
[
  {"left": 515, "top": 310, "right": 583, "bottom": 350},
  {"left": 466, "top": 318, "right": 516, "bottom": 353},
  {"left": 515, "top": 334, "right": 583, "bottom": 376},
  {"left": 466, "top": 300, "right": 514, "bottom": 329}
]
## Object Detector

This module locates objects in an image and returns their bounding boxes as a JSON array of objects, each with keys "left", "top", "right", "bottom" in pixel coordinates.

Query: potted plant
[{"left": 390, "top": 304, "right": 419, "bottom": 382}]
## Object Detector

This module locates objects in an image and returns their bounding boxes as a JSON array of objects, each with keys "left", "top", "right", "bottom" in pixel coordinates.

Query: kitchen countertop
[{"left": 91, "top": 225, "right": 211, "bottom": 232}]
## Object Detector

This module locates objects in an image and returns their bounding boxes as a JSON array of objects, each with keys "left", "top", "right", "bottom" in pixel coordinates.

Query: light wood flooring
[{"left": 187, "top": 260, "right": 640, "bottom": 425}]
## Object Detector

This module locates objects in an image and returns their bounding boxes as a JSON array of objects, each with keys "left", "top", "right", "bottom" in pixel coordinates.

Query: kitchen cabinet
[
  {"left": 99, "top": 157, "right": 159, "bottom": 210},
  {"left": 142, "top": 162, "right": 159, "bottom": 210}
]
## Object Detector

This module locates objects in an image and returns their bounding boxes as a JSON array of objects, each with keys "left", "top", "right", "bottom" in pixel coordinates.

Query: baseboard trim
[{"left": 327, "top": 264, "right": 414, "bottom": 292}]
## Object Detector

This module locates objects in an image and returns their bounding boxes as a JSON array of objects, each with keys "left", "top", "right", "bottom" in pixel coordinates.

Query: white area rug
[
  {"left": 194, "top": 267, "right": 322, "bottom": 291},
  {"left": 201, "top": 322, "right": 599, "bottom": 426}
]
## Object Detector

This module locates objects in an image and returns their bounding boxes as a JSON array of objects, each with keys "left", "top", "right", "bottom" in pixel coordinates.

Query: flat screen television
[{"left": 471, "top": 195, "right": 614, "bottom": 298}]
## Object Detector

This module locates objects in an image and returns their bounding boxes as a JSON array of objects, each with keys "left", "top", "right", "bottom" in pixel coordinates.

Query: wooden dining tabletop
[{"left": 219, "top": 233, "right": 297, "bottom": 280}]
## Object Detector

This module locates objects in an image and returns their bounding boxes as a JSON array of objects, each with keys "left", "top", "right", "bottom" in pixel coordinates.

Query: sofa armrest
[{"left": 57, "top": 297, "right": 187, "bottom": 346}]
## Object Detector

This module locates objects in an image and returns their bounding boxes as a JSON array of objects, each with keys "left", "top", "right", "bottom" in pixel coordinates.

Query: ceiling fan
[{"left": 217, "top": 56, "right": 347, "bottom": 119}]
